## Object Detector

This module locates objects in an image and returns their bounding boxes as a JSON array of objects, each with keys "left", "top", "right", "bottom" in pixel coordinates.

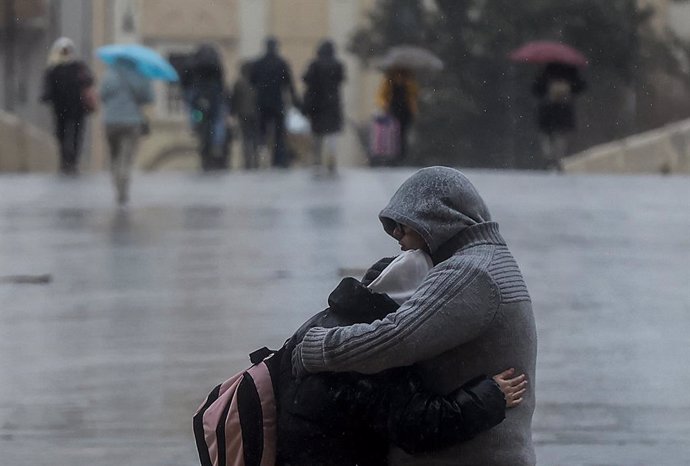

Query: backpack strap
[{"left": 249, "top": 347, "right": 275, "bottom": 364}]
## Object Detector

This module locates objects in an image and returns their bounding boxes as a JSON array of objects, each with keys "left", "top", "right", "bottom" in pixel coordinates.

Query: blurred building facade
[
  {"left": 95, "top": 0, "right": 379, "bottom": 171},
  {"left": 1, "top": 0, "right": 379, "bottom": 172},
  {"left": 2, "top": 0, "right": 689, "bottom": 173}
]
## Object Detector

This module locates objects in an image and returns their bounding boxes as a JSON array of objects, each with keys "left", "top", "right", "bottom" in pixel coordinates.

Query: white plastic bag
[{"left": 285, "top": 107, "right": 311, "bottom": 135}]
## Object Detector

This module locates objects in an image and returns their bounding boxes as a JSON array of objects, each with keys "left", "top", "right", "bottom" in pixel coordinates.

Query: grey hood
[{"left": 379, "top": 167, "right": 491, "bottom": 254}]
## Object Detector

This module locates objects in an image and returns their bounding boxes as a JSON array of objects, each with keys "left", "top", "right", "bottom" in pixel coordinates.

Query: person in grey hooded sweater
[
  {"left": 292, "top": 166, "right": 537, "bottom": 465},
  {"left": 100, "top": 57, "right": 154, "bottom": 205}
]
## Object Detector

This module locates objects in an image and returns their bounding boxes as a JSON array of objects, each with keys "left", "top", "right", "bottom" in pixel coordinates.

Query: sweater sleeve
[{"left": 296, "top": 256, "right": 499, "bottom": 375}]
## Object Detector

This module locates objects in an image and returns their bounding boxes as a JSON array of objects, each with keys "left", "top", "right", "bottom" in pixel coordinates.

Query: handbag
[
  {"left": 369, "top": 113, "right": 400, "bottom": 160},
  {"left": 81, "top": 86, "right": 98, "bottom": 114}
]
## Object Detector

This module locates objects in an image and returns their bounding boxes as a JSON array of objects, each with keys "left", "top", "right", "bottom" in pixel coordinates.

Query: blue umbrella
[{"left": 96, "top": 44, "right": 179, "bottom": 82}]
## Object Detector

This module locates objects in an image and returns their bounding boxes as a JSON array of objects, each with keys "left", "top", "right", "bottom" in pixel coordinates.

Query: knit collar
[{"left": 431, "top": 222, "right": 504, "bottom": 265}]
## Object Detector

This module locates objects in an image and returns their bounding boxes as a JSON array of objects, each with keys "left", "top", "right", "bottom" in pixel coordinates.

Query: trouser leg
[
  {"left": 312, "top": 134, "right": 324, "bottom": 167},
  {"left": 107, "top": 126, "right": 139, "bottom": 204},
  {"left": 241, "top": 119, "right": 259, "bottom": 169},
  {"left": 273, "top": 110, "right": 288, "bottom": 168}
]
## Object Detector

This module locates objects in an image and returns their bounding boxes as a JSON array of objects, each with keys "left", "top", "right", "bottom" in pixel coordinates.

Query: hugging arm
[
  {"left": 330, "top": 369, "right": 512, "bottom": 455},
  {"left": 294, "top": 261, "right": 499, "bottom": 376}
]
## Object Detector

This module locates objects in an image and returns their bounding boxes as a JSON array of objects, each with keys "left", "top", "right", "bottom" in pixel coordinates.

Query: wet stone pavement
[{"left": 0, "top": 168, "right": 688, "bottom": 466}]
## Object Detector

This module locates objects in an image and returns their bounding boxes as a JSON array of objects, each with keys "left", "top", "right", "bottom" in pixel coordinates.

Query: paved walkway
[{"left": 0, "top": 169, "right": 688, "bottom": 465}]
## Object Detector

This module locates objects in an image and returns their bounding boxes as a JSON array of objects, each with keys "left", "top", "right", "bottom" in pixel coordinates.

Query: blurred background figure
[
  {"left": 532, "top": 62, "right": 587, "bottom": 171},
  {"left": 41, "top": 37, "right": 95, "bottom": 175},
  {"left": 99, "top": 57, "right": 154, "bottom": 206},
  {"left": 188, "top": 44, "right": 231, "bottom": 172},
  {"left": 231, "top": 61, "right": 260, "bottom": 170},
  {"left": 250, "top": 37, "right": 299, "bottom": 168},
  {"left": 377, "top": 67, "right": 418, "bottom": 164},
  {"left": 302, "top": 40, "right": 346, "bottom": 177}
]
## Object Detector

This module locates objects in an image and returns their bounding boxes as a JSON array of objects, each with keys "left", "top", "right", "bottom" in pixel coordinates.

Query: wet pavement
[{"left": 0, "top": 168, "right": 688, "bottom": 465}]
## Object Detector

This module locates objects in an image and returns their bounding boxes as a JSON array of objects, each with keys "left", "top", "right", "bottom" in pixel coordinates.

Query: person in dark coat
[
  {"left": 277, "top": 250, "right": 527, "bottom": 466},
  {"left": 377, "top": 67, "right": 419, "bottom": 164},
  {"left": 302, "top": 40, "right": 346, "bottom": 175},
  {"left": 532, "top": 62, "right": 587, "bottom": 171},
  {"left": 250, "top": 37, "right": 299, "bottom": 168},
  {"left": 41, "top": 37, "right": 95, "bottom": 175},
  {"left": 188, "top": 44, "right": 230, "bottom": 172},
  {"left": 231, "top": 61, "right": 260, "bottom": 170}
]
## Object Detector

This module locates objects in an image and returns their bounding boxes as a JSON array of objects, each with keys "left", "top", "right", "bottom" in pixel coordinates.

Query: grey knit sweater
[{"left": 294, "top": 167, "right": 537, "bottom": 465}]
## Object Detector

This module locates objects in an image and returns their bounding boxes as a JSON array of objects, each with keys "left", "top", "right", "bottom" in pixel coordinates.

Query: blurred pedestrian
[
  {"left": 376, "top": 67, "right": 418, "bottom": 163},
  {"left": 292, "top": 166, "right": 537, "bottom": 466},
  {"left": 41, "top": 37, "right": 95, "bottom": 175},
  {"left": 189, "top": 44, "right": 231, "bottom": 172},
  {"left": 99, "top": 57, "right": 154, "bottom": 206},
  {"left": 250, "top": 37, "right": 299, "bottom": 168},
  {"left": 231, "top": 61, "right": 260, "bottom": 170},
  {"left": 532, "top": 62, "right": 587, "bottom": 171},
  {"left": 302, "top": 40, "right": 346, "bottom": 176}
]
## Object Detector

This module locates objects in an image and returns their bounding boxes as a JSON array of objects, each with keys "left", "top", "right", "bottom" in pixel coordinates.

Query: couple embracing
[{"left": 281, "top": 166, "right": 537, "bottom": 465}]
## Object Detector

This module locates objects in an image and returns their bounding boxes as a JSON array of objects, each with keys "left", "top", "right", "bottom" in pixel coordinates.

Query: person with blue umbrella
[
  {"left": 98, "top": 55, "right": 154, "bottom": 206},
  {"left": 96, "top": 44, "right": 178, "bottom": 206}
]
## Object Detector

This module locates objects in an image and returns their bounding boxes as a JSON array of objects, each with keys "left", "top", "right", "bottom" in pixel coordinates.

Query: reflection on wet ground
[{"left": 0, "top": 170, "right": 688, "bottom": 465}]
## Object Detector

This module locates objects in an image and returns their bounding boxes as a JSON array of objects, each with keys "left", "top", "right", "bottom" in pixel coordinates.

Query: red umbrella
[{"left": 508, "top": 41, "right": 588, "bottom": 68}]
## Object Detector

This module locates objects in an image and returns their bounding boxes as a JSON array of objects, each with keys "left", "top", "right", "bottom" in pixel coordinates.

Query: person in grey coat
[
  {"left": 292, "top": 166, "right": 537, "bottom": 465},
  {"left": 99, "top": 57, "right": 154, "bottom": 205}
]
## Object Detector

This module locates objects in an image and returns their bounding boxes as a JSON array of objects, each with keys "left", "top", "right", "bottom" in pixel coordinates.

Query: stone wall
[
  {"left": 0, "top": 111, "right": 58, "bottom": 172},
  {"left": 564, "top": 119, "right": 690, "bottom": 175}
]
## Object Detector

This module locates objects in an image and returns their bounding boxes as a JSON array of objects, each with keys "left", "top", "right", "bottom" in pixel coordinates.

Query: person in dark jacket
[
  {"left": 532, "top": 62, "right": 587, "bottom": 171},
  {"left": 302, "top": 40, "right": 346, "bottom": 176},
  {"left": 250, "top": 37, "right": 299, "bottom": 168},
  {"left": 41, "top": 37, "right": 95, "bottom": 175},
  {"left": 277, "top": 249, "right": 527, "bottom": 466},
  {"left": 188, "top": 44, "right": 230, "bottom": 171},
  {"left": 231, "top": 61, "right": 260, "bottom": 170}
]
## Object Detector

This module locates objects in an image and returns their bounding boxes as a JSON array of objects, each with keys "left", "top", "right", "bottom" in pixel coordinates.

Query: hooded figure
[
  {"left": 188, "top": 44, "right": 230, "bottom": 171},
  {"left": 293, "top": 166, "right": 538, "bottom": 466},
  {"left": 41, "top": 37, "right": 94, "bottom": 174}
]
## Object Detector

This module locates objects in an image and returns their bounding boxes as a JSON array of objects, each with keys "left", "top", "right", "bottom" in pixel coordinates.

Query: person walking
[
  {"left": 188, "top": 44, "right": 230, "bottom": 172},
  {"left": 532, "top": 62, "right": 587, "bottom": 171},
  {"left": 41, "top": 37, "right": 95, "bottom": 175},
  {"left": 250, "top": 37, "right": 299, "bottom": 168},
  {"left": 292, "top": 166, "right": 538, "bottom": 465},
  {"left": 376, "top": 67, "right": 418, "bottom": 163},
  {"left": 302, "top": 40, "right": 345, "bottom": 176},
  {"left": 99, "top": 57, "right": 154, "bottom": 206},
  {"left": 231, "top": 61, "right": 260, "bottom": 170}
]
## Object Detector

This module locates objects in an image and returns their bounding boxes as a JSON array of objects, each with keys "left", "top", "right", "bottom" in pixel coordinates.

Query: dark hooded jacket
[
  {"left": 302, "top": 41, "right": 345, "bottom": 135},
  {"left": 277, "top": 269, "right": 507, "bottom": 466},
  {"left": 294, "top": 166, "right": 538, "bottom": 466}
]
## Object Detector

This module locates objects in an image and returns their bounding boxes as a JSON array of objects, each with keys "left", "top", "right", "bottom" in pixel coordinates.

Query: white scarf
[{"left": 367, "top": 250, "right": 432, "bottom": 305}]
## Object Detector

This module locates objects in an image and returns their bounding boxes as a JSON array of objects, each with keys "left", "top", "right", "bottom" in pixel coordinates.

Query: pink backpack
[
  {"left": 369, "top": 113, "right": 401, "bottom": 160},
  {"left": 193, "top": 347, "right": 283, "bottom": 466}
]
